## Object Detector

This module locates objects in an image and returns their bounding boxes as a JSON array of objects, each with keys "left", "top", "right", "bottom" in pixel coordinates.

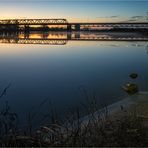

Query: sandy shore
[{"left": 79, "top": 91, "right": 148, "bottom": 125}]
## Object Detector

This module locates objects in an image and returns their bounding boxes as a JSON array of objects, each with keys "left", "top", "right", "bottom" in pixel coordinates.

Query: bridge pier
[
  {"left": 67, "top": 24, "right": 72, "bottom": 32},
  {"left": 67, "top": 24, "right": 81, "bottom": 31},
  {"left": 67, "top": 33, "right": 72, "bottom": 39},
  {"left": 24, "top": 32, "right": 29, "bottom": 39},
  {"left": 75, "top": 32, "right": 80, "bottom": 39},
  {"left": 24, "top": 25, "right": 30, "bottom": 33},
  {"left": 42, "top": 25, "right": 49, "bottom": 31},
  {"left": 75, "top": 24, "right": 80, "bottom": 31},
  {"left": 42, "top": 32, "right": 49, "bottom": 39}
]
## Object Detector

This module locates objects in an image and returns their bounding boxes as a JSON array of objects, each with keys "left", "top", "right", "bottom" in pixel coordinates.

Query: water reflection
[
  {"left": 0, "top": 31, "right": 148, "bottom": 45},
  {"left": 146, "top": 45, "right": 148, "bottom": 54},
  {"left": 0, "top": 32, "right": 148, "bottom": 125},
  {"left": 0, "top": 3, "right": 148, "bottom": 134}
]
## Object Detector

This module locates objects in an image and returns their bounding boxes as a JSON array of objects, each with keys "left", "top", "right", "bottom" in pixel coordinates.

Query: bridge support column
[
  {"left": 67, "top": 33, "right": 72, "bottom": 40},
  {"left": 24, "top": 25, "right": 30, "bottom": 33},
  {"left": 75, "top": 24, "right": 80, "bottom": 31},
  {"left": 24, "top": 32, "right": 29, "bottom": 39},
  {"left": 67, "top": 24, "right": 72, "bottom": 32},
  {"left": 75, "top": 32, "right": 80, "bottom": 39},
  {"left": 42, "top": 25, "right": 49, "bottom": 31}
]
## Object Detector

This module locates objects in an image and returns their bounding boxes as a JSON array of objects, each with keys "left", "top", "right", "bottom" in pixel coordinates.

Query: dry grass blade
[{"left": 0, "top": 83, "right": 11, "bottom": 99}]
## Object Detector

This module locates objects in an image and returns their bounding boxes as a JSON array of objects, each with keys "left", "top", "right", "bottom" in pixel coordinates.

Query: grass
[
  {"left": 0, "top": 101, "right": 148, "bottom": 147},
  {"left": 0, "top": 85, "right": 148, "bottom": 147}
]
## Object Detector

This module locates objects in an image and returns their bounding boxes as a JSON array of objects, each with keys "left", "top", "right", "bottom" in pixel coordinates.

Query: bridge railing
[
  {"left": 0, "top": 19, "right": 68, "bottom": 25},
  {"left": 0, "top": 38, "right": 67, "bottom": 45}
]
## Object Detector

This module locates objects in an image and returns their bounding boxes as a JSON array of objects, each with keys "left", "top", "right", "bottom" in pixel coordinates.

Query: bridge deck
[
  {"left": 0, "top": 19, "right": 148, "bottom": 25},
  {"left": 0, "top": 37, "right": 148, "bottom": 45}
]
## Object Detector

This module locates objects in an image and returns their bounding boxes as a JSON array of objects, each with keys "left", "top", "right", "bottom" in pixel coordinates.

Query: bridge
[
  {"left": 0, "top": 19, "right": 68, "bottom": 25},
  {"left": 0, "top": 38, "right": 68, "bottom": 45},
  {"left": 0, "top": 35, "right": 148, "bottom": 45},
  {"left": 0, "top": 19, "right": 148, "bottom": 31}
]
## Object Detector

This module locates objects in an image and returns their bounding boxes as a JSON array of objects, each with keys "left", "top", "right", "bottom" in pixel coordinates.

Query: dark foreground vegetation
[
  {"left": 0, "top": 101, "right": 148, "bottom": 147},
  {"left": 0, "top": 75, "right": 147, "bottom": 147}
]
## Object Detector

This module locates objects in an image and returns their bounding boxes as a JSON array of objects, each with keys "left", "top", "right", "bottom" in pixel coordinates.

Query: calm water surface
[{"left": 0, "top": 38, "right": 148, "bottom": 125}]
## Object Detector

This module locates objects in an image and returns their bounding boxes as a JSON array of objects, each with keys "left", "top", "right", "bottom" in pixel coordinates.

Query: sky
[{"left": 0, "top": 0, "right": 148, "bottom": 22}]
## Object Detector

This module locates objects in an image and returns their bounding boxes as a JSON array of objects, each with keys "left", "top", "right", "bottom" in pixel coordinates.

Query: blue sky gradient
[{"left": 0, "top": 1, "right": 147, "bottom": 22}]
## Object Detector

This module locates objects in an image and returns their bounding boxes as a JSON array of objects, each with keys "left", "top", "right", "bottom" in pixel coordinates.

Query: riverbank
[
  {"left": 0, "top": 91, "right": 148, "bottom": 147},
  {"left": 80, "top": 91, "right": 148, "bottom": 123}
]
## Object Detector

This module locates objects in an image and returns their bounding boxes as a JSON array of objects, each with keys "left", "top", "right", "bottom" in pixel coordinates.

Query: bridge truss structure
[{"left": 0, "top": 19, "right": 68, "bottom": 25}]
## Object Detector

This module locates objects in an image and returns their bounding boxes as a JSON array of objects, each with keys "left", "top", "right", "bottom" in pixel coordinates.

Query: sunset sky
[{"left": 0, "top": 1, "right": 148, "bottom": 22}]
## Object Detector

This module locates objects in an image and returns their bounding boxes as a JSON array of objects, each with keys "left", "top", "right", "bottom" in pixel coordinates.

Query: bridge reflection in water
[{"left": 0, "top": 31, "right": 148, "bottom": 45}]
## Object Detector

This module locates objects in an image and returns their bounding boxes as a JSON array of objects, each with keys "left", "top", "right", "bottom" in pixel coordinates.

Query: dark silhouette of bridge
[
  {"left": 0, "top": 19, "right": 148, "bottom": 32},
  {"left": 0, "top": 37, "right": 148, "bottom": 45},
  {"left": 0, "top": 31, "right": 148, "bottom": 45},
  {"left": 0, "top": 19, "right": 148, "bottom": 45}
]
